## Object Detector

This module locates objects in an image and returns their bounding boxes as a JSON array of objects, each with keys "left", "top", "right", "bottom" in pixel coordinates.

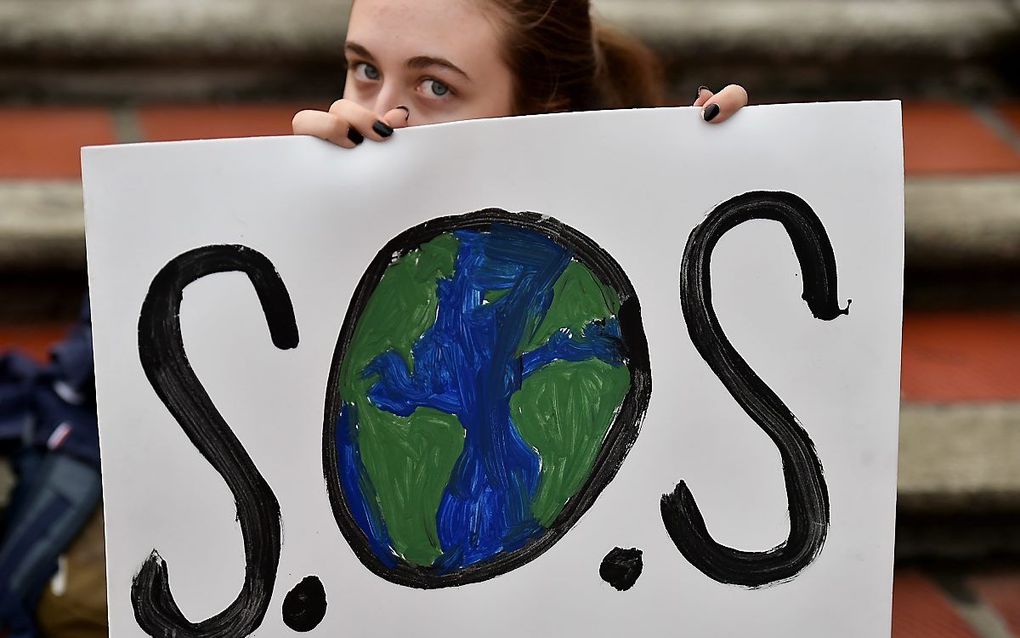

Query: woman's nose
[{"left": 373, "top": 84, "right": 405, "bottom": 117}]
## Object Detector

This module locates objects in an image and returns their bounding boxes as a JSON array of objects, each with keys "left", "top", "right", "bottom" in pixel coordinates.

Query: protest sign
[{"left": 84, "top": 102, "right": 903, "bottom": 637}]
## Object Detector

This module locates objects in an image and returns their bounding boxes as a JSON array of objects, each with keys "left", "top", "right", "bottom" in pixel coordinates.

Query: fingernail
[
  {"left": 703, "top": 103, "right": 720, "bottom": 122},
  {"left": 373, "top": 121, "right": 394, "bottom": 137},
  {"left": 347, "top": 127, "right": 364, "bottom": 145},
  {"left": 697, "top": 85, "right": 710, "bottom": 98},
  {"left": 395, "top": 105, "right": 411, "bottom": 122}
]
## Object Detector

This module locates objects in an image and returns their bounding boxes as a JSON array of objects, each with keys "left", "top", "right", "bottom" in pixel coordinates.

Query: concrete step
[
  {"left": 0, "top": 0, "right": 1017, "bottom": 102},
  {"left": 0, "top": 181, "right": 84, "bottom": 272},
  {"left": 897, "top": 403, "right": 1020, "bottom": 561},
  {"left": 907, "top": 177, "right": 1020, "bottom": 269},
  {"left": 3, "top": 0, "right": 1013, "bottom": 61},
  {"left": 899, "top": 404, "right": 1020, "bottom": 513}
]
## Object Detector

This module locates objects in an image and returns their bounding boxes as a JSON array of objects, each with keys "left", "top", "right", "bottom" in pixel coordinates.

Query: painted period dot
[
  {"left": 599, "top": 547, "right": 643, "bottom": 591},
  {"left": 282, "top": 575, "right": 327, "bottom": 632}
]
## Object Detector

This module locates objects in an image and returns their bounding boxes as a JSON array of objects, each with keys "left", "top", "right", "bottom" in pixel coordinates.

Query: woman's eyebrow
[
  {"left": 406, "top": 56, "right": 471, "bottom": 81},
  {"left": 344, "top": 41, "right": 375, "bottom": 61}
]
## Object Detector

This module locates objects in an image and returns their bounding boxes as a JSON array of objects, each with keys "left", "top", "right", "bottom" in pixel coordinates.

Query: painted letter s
[
  {"left": 663, "top": 191, "right": 848, "bottom": 587},
  {"left": 134, "top": 245, "right": 298, "bottom": 637}
]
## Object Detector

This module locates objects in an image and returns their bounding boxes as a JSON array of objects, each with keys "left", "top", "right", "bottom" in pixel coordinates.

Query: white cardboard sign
[{"left": 84, "top": 102, "right": 904, "bottom": 637}]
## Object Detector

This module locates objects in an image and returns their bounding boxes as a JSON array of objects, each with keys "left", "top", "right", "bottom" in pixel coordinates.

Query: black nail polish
[
  {"left": 697, "top": 85, "right": 710, "bottom": 99},
  {"left": 373, "top": 121, "right": 394, "bottom": 137},
  {"left": 395, "top": 105, "right": 411, "bottom": 122},
  {"left": 703, "top": 103, "right": 720, "bottom": 122},
  {"left": 347, "top": 127, "right": 364, "bottom": 145}
]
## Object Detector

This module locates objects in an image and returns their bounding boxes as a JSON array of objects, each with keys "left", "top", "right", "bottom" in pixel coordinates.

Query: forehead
[{"left": 347, "top": 0, "right": 506, "bottom": 65}]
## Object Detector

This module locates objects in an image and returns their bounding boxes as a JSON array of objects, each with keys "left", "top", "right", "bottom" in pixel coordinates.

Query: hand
[
  {"left": 693, "top": 84, "right": 749, "bottom": 124},
  {"left": 291, "top": 99, "right": 411, "bottom": 148}
]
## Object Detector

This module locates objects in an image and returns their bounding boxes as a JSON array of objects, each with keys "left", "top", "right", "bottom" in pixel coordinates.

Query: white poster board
[{"left": 84, "top": 102, "right": 903, "bottom": 637}]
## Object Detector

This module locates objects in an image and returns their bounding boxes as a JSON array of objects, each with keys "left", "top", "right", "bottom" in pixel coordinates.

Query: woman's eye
[
  {"left": 420, "top": 79, "right": 451, "bottom": 98},
  {"left": 353, "top": 62, "right": 380, "bottom": 81}
]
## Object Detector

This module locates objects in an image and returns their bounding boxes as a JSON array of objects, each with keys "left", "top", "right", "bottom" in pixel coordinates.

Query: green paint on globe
[
  {"left": 337, "top": 234, "right": 464, "bottom": 566},
  {"left": 336, "top": 231, "right": 630, "bottom": 567}
]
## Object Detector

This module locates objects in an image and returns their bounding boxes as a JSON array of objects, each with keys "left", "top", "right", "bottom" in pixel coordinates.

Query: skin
[{"left": 292, "top": 0, "right": 748, "bottom": 147}]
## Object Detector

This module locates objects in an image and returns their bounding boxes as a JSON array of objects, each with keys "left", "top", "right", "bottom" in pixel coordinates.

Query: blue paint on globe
[{"left": 324, "top": 212, "right": 650, "bottom": 588}]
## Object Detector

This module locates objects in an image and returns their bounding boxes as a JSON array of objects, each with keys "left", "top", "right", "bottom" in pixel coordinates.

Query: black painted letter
[
  {"left": 133, "top": 245, "right": 298, "bottom": 637},
  {"left": 662, "top": 191, "right": 847, "bottom": 587}
]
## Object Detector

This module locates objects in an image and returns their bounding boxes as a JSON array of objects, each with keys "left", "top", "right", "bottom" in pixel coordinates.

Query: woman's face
[{"left": 343, "top": 0, "right": 516, "bottom": 125}]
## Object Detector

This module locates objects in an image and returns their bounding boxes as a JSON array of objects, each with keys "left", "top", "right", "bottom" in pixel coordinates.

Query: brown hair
[{"left": 485, "top": 0, "right": 664, "bottom": 114}]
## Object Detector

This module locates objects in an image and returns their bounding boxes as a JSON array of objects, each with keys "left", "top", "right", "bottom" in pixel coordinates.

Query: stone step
[
  {"left": 897, "top": 402, "right": 1020, "bottom": 561},
  {"left": 3, "top": 0, "right": 1013, "bottom": 60},
  {"left": 0, "top": 0, "right": 1017, "bottom": 102},
  {"left": 907, "top": 177, "right": 1020, "bottom": 270},
  {"left": 899, "top": 403, "right": 1020, "bottom": 513}
]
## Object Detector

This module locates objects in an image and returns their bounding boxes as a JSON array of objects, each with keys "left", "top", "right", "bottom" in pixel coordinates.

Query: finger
[
  {"left": 382, "top": 106, "right": 411, "bottom": 130},
  {"left": 330, "top": 99, "right": 395, "bottom": 142},
  {"left": 701, "top": 84, "right": 749, "bottom": 124},
  {"left": 292, "top": 109, "right": 359, "bottom": 148},
  {"left": 693, "top": 86, "right": 714, "bottom": 108}
]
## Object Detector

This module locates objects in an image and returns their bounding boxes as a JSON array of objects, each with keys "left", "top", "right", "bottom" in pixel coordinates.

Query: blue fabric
[
  {"left": 0, "top": 295, "right": 102, "bottom": 636},
  {"left": 47, "top": 300, "right": 95, "bottom": 400},
  {"left": 0, "top": 296, "right": 99, "bottom": 467},
  {"left": 0, "top": 354, "right": 39, "bottom": 445},
  {"left": 0, "top": 450, "right": 102, "bottom": 638}
]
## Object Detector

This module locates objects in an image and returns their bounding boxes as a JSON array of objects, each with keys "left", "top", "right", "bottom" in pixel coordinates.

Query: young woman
[{"left": 292, "top": 0, "right": 748, "bottom": 146}]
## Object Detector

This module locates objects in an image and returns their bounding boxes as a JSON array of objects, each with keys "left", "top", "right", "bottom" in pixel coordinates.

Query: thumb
[{"left": 382, "top": 106, "right": 412, "bottom": 129}]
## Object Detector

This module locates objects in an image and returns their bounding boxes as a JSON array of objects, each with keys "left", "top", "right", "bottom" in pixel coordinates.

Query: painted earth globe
[{"left": 324, "top": 210, "right": 650, "bottom": 588}]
